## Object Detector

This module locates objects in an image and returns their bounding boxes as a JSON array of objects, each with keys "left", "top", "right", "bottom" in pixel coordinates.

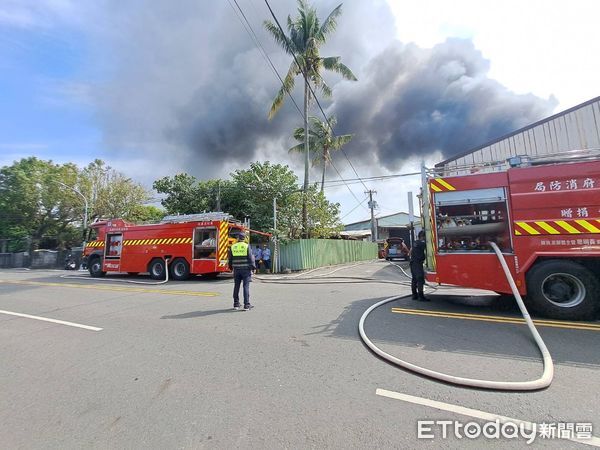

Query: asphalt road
[{"left": 1, "top": 261, "right": 599, "bottom": 449}]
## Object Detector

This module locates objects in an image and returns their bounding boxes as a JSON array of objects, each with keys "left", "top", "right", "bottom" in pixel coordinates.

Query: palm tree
[
  {"left": 264, "top": 0, "right": 356, "bottom": 235},
  {"left": 290, "top": 115, "right": 353, "bottom": 193}
]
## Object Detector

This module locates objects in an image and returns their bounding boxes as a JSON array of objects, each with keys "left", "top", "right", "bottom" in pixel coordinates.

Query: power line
[
  {"left": 227, "top": 1, "right": 369, "bottom": 214},
  {"left": 227, "top": 0, "right": 304, "bottom": 119},
  {"left": 327, "top": 158, "right": 370, "bottom": 212},
  {"left": 263, "top": 0, "right": 369, "bottom": 194},
  {"left": 230, "top": 0, "right": 362, "bottom": 210},
  {"left": 340, "top": 196, "right": 369, "bottom": 220},
  {"left": 323, "top": 171, "right": 422, "bottom": 187},
  {"left": 262, "top": 0, "right": 370, "bottom": 216}
]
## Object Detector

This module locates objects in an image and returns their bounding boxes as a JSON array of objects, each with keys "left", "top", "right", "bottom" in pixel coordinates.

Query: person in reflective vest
[{"left": 228, "top": 232, "right": 256, "bottom": 310}]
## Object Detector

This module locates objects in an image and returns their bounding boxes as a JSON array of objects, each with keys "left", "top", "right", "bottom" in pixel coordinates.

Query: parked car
[{"left": 384, "top": 237, "right": 409, "bottom": 261}]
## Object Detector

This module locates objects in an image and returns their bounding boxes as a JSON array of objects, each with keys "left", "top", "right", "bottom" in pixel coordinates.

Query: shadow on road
[
  {"left": 161, "top": 308, "right": 236, "bottom": 319},
  {"left": 307, "top": 293, "right": 600, "bottom": 368}
]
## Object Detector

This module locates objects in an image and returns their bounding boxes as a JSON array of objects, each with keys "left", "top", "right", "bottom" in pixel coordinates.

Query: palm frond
[
  {"left": 321, "top": 57, "right": 357, "bottom": 81},
  {"left": 332, "top": 134, "right": 353, "bottom": 149},
  {"left": 317, "top": 4, "right": 342, "bottom": 42},
  {"left": 320, "top": 79, "right": 333, "bottom": 98},
  {"left": 268, "top": 62, "right": 298, "bottom": 119},
  {"left": 292, "top": 124, "right": 320, "bottom": 144},
  {"left": 288, "top": 143, "right": 305, "bottom": 154},
  {"left": 320, "top": 56, "right": 339, "bottom": 68},
  {"left": 308, "top": 116, "right": 323, "bottom": 130},
  {"left": 292, "top": 126, "right": 304, "bottom": 141},
  {"left": 263, "top": 20, "right": 295, "bottom": 56},
  {"left": 294, "top": 0, "right": 321, "bottom": 53},
  {"left": 326, "top": 115, "right": 338, "bottom": 129},
  {"left": 311, "top": 71, "right": 332, "bottom": 98}
]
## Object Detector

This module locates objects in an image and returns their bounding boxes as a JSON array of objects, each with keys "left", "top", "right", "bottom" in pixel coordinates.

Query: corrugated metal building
[
  {"left": 436, "top": 96, "right": 600, "bottom": 175},
  {"left": 343, "top": 212, "right": 421, "bottom": 242}
]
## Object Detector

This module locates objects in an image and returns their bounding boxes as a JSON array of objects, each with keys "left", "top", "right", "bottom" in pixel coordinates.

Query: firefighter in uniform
[
  {"left": 228, "top": 232, "right": 256, "bottom": 310},
  {"left": 410, "top": 230, "right": 429, "bottom": 301}
]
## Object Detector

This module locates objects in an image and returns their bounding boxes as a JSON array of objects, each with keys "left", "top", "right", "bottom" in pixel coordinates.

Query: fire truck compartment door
[
  {"left": 105, "top": 233, "right": 123, "bottom": 259},
  {"left": 434, "top": 187, "right": 506, "bottom": 206}
]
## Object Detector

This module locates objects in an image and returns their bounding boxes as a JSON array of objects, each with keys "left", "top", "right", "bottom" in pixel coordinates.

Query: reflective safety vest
[
  {"left": 231, "top": 242, "right": 249, "bottom": 256},
  {"left": 230, "top": 242, "right": 251, "bottom": 269}
]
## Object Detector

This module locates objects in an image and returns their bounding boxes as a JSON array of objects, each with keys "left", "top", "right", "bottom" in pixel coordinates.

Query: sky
[{"left": 1, "top": 0, "right": 599, "bottom": 225}]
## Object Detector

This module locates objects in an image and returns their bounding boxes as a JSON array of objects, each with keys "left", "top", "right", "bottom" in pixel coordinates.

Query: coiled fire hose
[{"left": 358, "top": 242, "right": 554, "bottom": 391}]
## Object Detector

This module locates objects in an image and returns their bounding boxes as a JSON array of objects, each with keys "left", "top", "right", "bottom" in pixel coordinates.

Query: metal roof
[
  {"left": 344, "top": 212, "right": 421, "bottom": 231},
  {"left": 436, "top": 96, "right": 600, "bottom": 171}
]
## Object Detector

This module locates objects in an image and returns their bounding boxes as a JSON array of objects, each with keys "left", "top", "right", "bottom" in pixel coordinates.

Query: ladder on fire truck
[{"left": 160, "top": 212, "right": 239, "bottom": 224}]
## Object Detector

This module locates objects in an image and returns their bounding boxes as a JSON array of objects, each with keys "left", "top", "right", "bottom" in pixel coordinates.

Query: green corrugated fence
[{"left": 276, "top": 239, "right": 377, "bottom": 272}]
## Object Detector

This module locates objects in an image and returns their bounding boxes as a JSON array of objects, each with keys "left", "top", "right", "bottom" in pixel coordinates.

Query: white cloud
[
  {"left": 0, "top": 8, "right": 36, "bottom": 27},
  {"left": 332, "top": 0, "right": 600, "bottom": 223},
  {"left": 387, "top": 0, "right": 600, "bottom": 110},
  {"left": 6, "top": 0, "right": 597, "bottom": 226},
  {"left": 0, "top": 0, "right": 91, "bottom": 29}
]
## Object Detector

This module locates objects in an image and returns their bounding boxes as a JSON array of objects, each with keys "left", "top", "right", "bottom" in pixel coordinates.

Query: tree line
[
  {"left": 1, "top": 1, "right": 357, "bottom": 252},
  {"left": 0, "top": 158, "right": 342, "bottom": 252},
  {"left": 0, "top": 158, "right": 162, "bottom": 252}
]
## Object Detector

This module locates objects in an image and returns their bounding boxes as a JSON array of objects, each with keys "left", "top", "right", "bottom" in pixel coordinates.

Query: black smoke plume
[{"left": 88, "top": 0, "right": 555, "bottom": 179}]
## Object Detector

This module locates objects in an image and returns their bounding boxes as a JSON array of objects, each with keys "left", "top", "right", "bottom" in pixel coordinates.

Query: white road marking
[
  {"left": 0, "top": 309, "right": 103, "bottom": 331},
  {"left": 376, "top": 388, "right": 600, "bottom": 447}
]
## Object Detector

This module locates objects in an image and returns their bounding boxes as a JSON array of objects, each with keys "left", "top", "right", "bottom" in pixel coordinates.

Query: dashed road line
[
  {"left": 0, "top": 309, "right": 102, "bottom": 331},
  {"left": 376, "top": 389, "right": 600, "bottom": 447}
]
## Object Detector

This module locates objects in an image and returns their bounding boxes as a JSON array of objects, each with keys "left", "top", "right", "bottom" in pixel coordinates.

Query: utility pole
[
  {"left": 365, "top": 189, "right": 377, "bottom": 242},
  {"left": 302, "top": 80, "right": 310, "bottom": 239},
  {"left": 273, "top": 197, "right": 277, "bottom": 231},
  {"left": 273, "top": 197, "right": 278, "bottom": 274}
]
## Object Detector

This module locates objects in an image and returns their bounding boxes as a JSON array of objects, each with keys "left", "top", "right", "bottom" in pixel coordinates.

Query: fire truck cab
[
  {"left": 83, "top": 212, "right": 246, "bottom": 280},
  {"left": 421, "top": 151, "right": 600, "bottom": 320}
]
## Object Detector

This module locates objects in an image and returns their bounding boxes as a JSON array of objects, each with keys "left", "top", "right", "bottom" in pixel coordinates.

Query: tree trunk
[
  {"left": 302, "top": 78, "right": 310, "bottom": 238},
  {"left": 320, "top": 148, "right": 328, "bottom": 194}
]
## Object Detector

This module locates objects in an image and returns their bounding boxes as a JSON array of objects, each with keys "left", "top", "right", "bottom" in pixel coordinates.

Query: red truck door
[
  {"left": 103, "top": 232, "right": 123, "bottom": 273},
  {"left": 192, "top": 226, "right": 218, "bottom": 275}
]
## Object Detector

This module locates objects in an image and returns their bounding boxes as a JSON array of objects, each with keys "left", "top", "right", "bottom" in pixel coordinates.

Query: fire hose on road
[{"left": 358, "top": 242, "right": 554, "bottom": 391}]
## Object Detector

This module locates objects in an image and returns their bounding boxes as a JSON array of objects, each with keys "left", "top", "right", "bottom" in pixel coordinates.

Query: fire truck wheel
[
  {"left": 526, "top": 260, "right": 600, "bottom": 320},
  {"left": 88, "top": 256, "right": 106, "bottom": 278},
  {"left": 170, "top": 258, "right": 190, "bottom": 281},
  {"left": 148, "top": 258, "right": 166, "bottom": 280}
]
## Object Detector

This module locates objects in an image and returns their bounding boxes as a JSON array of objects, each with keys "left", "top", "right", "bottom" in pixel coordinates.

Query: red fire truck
[
  {"left": 421, "top": 152, "right": 600, "bottom": 319},
  {"left": 83, "top": 212, "right": 247, "bottom": 280}
]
